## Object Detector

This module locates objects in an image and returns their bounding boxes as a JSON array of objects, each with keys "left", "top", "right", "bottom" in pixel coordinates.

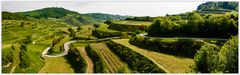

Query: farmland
[
  {"left": 87, "top": 43, "right": 132, "bottom": 73},
  {"left": 38, "top": 57, "right": 75, "bottom": 73},
  {"left": 1, "top": 1, "right": 238, "bottom": 74},
  {"left": 112, "top": 39, "right": 194, "bottom": 73}
]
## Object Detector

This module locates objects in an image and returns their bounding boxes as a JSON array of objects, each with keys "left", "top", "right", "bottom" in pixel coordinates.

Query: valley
[{"left": 1, "top": 1, "right": 238, "bottom": 74}]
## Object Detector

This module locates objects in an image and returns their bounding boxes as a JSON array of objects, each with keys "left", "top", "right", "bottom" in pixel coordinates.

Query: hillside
[
  {"left": 197, "top": 2, "right": 238, "bottom": 11},
  {"left": 84, "top": 13, "right": 128, "bottom": 22},
  {"left": 13, "top": 7, "right": 128, "bottom": 26}
]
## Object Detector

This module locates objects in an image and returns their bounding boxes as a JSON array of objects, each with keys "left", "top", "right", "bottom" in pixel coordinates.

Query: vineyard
[
  {"left": 2, "top": 1, "right": 238, "bottom": 74},
  {"left": 88, "top": 43, "right": 132, "bottom": 73},
  {"left": 38, "top": 57, "right": 75, "bottom": 73},
  {"left": 112, "top": 39, "right": 195, "bottom": 73}
]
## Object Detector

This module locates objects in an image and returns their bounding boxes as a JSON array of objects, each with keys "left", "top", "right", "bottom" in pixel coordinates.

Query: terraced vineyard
[
  {"left": 38, "top": 57, "right": 75, "bottom": 73},
  {"left": 89, "top": 43, "right": 132, "bottom": 73},
  {"left": 112, "top": 39, "right": 195, "bottom": 73},
  {"left": 2, "top": 1, "right": 238, "bottom": 74},
  {"left": 76, "top": 47, "right": 94, "bottom": 73}
]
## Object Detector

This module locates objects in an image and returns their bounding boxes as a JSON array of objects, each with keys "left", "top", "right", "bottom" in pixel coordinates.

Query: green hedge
[
  {"left": 129, "top": 35, "right": 203, "bottom": 58},
  {"left": 106, "top": 41, "right": 166, "bottom": 73},
  {"left": 108, "top": 23, "right": 148, "bottom": 32},
  {"left": 92, "top": 29, "right": 122, "bottom": 38},
  {"left": 85, "top": 45, "right": 104, "bottom": 73},
  {"left": 65, "top": 44, "right": 86, "bottom": 73}
]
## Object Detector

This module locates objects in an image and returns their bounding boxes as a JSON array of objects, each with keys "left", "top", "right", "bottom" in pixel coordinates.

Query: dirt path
[
  {"left": 2, "top": 63, "right": 12, "bottom": 68},
  {"left": 77, "top": 47, "right": 94, "bottom": 73}
]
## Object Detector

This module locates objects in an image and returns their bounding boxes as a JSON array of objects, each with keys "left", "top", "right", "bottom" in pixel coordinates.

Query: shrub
[
  {"left": 193, "top": 36, "right": 238, "bottom": 73},
  {"left": 65, "top": 44, "right": 86, "bottom": 73},
  {"left": 194, "top": 43, "right": 220, "bottom": 73},
  {"left": 218, "top": 36, "right": 238, "bottom": 73},
  {"left": 19, "top": 45, "right": 30, "bottom": 68}
]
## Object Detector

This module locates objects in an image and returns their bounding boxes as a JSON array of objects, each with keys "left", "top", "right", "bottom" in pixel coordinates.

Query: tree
[
  {"left": 77, "top": 26, "right": 82, "bottom": 31},
  {"left": 194, "top": 36, "right": 238, "bottom": 73},
  {"left": 218, "top": 36, "right": 238, "bottom": 73},
  {"left": 104, "top": 20, "right": 113, "bottom": 25},
  {"left": 19, "top": 44, "right": 30, "bottom": 68},
  {"left": 22, "top": 36, "right": 32, "bottom": 44},
  {"left": 148, "top": 19, "right": 176, "bottom": 36},
  {"left": 93, "top": 24, "right": 100, "bottom": 28},
  {"left": 68, "top": 28, "right": 76, "bottom": 37},
  {"left": 194, "top": 43, "right": 220, "bottom": 73},
  {"left": 186, "top": 12, "right": 203, "bottom": 34}
]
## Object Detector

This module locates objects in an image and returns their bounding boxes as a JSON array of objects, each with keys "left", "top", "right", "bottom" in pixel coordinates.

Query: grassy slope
[
  {"left": 38, "top": 57, "right": 75, "bottom": 73},
  {"left": 112, "top": 39, "right": 194, "bottom": 73},
  {"left": 2, "top": 19, "right": 71, "bottom": 73},
  {"left": 96, "top": 24, "right": 120, "bottom": 32}
]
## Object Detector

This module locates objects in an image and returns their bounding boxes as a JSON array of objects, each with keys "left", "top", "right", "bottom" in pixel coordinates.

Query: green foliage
[
  {"left": 194, "top": 36, "right": 238, "bottom": 73},
  {"left": 218, "top": 36, "right": 238, "bottom": 73},
  {"left": 2, "top": 12, "right": 29, "bottom": 20},
  {"left": 65, "top": 44, "right": 86, "bottom": 73},
  {"left": 68, "top": 28, "right": 76, "bottom": 37},
  {"left": 129, "top": 35, "right": 203, "bottom": 58},
  {"left": 21, "top": 36, "right": 32, "bottom": 45},
  {"left": 197, "top": 2, "right": 238, "bottom": 11},
  {"left": 106, "top": 41, "right": 166, "bottom": 73},
  {"left": 17, "top": 7, "right": 79, "bottom": 19},
  {"left": 125, "top": 16, "right": 154, "bottom": 22},
  {"left": 148, "top": 19, "right": 176, "bottom": 36},
  {"left": 93, "top": 24, "right": 100, "bottom": 28},
  {"left": 169, "top": 15, "right": 182, "bottom": 21},
  {"left": 85, "top": 45, "right": 104, "bottom": 73},
  {"left": 19, "top": 44, "right": 30, "bottom": 68},
  {"left": 84, "top": 13, "right": 128, "bottom": 21},
  {"left": 104, "top": 20, "right": 113, "bottom": 25},
  {"left": 92, "top": 29, "right": 122, "bottom": 38},
  {"left": 194, "top": 43, "right": 220, "bottom": 73},
  {"left": 148, "top": 12, "right": 238, "bottom": 38}
]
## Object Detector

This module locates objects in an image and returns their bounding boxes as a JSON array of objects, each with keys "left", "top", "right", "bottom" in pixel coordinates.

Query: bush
[
  {"left": 218, "top": 36, "right": 238, "bottom": 73},
  {"left": 65, "top": 44, "right": 86, "bottom": 73},
  {"left": 19, "top": 45, "right": 30, "bottom": 68},
  {"left": 193, "top": 36, "right": 238, "bottom": 73},
  {"left": 194, "top": 43, "right": 220, "bottom": 73},
  {"left": 92, "top": 29, "right": 122, "bottom": 38},
  {"left": 106, "top": 41, "right": 166, "bottom": 73}
]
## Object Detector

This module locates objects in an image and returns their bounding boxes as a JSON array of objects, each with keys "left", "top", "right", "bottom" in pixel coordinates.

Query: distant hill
[
  {"left": 2, "top": 11, "right": 29, "bottom": 20},
  {"left": 84, "top": 13, "right": 128, "bottom": 21},
  {"left": 4, "top": 7, "right": 129, "bottom": 26},
  {"left": 197, "top": 2, "right": 238, "bottom": 11}
]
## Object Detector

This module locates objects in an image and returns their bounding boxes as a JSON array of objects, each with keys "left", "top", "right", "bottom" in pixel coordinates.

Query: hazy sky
[{"left": 2, "top": 1, "right": 206, "bottom": 16}]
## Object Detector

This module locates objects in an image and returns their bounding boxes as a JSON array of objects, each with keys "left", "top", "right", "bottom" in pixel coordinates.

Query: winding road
[
  {"left": 42, "top": 33, "right": 228, "bottom": 58},
  {"left": 42, "top": 37, "right": 120, "bottom": 57}
]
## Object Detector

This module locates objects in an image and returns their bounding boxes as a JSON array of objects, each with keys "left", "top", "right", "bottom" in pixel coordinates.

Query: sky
[{"left": 2, "top": 1, "right": 206, "bottom": 17}]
